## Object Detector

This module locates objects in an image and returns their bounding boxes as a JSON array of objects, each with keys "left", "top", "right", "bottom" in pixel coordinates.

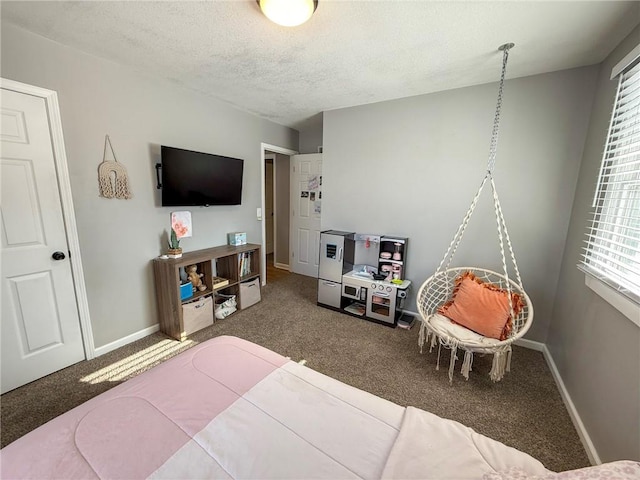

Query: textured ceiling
[{"left": 2, "top": 1, "right": 639, "bottom": 130}]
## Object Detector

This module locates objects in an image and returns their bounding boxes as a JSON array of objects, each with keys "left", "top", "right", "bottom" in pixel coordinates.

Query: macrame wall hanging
[{"left": 98, "top": 135, "right": 133, "bottom": 199}]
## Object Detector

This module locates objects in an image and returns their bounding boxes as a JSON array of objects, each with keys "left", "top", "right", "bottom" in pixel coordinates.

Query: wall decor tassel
[{"left": 98, "top": 135, "right": 132, "bottom": 199}]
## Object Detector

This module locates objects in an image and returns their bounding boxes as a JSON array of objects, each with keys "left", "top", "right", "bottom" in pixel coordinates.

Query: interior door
[
  {"left": 289, "top": 153, "right": 322, "bottom": 277},
  {"left": 1, "top": 87, "right": 85, "bottom": 394},
  {"left": 265, "top": 158, "right": 274, "bottom": 255}
]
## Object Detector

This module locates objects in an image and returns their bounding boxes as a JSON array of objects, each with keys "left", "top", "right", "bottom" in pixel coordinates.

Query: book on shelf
[{"left": 212, "top": 277, "right": 230, "bottom": 289}]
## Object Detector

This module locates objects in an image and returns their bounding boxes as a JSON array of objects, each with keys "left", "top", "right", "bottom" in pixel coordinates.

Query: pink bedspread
[{"left": 1, "top": 336, "right": 287, "bottom": 479}]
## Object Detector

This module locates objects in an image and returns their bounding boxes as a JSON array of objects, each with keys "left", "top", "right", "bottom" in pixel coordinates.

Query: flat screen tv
[{"left": 160, "top": 146, "right": 244, "bottom": 206}]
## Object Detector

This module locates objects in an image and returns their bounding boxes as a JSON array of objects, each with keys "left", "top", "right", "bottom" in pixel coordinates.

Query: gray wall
[
  {"left": 274, "top": 153, "right": 290, "bottom": 266},
  {"left": 323, "top": 66, "right": 598, "bottom": 343},
  {"left": 549, "top": 25, "right": 640, "bottom": 463},
  {"left": 1, "top": 23, "right": 298, "bottom": 348},
  {"left": 298, "top": 113, "right": 323, "bottom": 154}
]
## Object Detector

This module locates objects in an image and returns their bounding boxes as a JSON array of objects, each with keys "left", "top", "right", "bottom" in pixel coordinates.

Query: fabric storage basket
[
  {"left": 214, "top": 293, "right": 237, "bottom": 319},
  {"left": 239, "top": 278, "right": 261, "bottom": 309},
  {"left": 182, "top": 295, "right": 213, "bottom": 335}
]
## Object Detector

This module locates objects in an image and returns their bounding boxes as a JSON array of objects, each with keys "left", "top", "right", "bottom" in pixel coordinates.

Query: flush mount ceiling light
[{"left": 257, "top": 0, "right": 318, "bottom": 27}]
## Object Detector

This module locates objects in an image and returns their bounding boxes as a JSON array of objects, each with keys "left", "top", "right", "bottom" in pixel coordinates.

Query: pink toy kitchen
[{"left": 317, "top": 230, "right": 411, "bottom": 327}]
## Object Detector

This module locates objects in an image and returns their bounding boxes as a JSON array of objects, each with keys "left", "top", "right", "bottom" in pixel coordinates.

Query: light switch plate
[{"left": 257, "top": 207, "right": 262, "bottom": 220}]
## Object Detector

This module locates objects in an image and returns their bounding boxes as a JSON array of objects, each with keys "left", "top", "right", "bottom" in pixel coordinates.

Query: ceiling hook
[{"left": 498, "top": 43, "right": 516, "bottom": 52}]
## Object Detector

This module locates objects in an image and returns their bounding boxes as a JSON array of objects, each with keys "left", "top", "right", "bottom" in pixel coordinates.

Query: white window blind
[{"left": 581, "top": 57, "right": 640, "bottom": 305}]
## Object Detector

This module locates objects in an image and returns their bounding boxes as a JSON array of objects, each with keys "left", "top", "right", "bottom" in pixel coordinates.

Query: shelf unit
[
  {"left": 378, "top": 236, "right": 408, "bottom": 281},
  {"left": 153, "top": 243, "right": 261, "bottom": 341}
]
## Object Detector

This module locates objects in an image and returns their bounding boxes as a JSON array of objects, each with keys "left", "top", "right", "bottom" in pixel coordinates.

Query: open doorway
[{"left": 261, "top": 144, "right": 297, "bottom": 284}]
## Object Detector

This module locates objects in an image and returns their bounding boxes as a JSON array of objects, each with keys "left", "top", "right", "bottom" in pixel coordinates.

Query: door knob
[{"left": 52, "top": 251, "right": 66, "bottom": 261}]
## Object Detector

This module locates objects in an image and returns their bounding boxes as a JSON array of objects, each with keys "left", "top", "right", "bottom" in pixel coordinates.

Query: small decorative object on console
[
  {"left": 167, "top": 211, "right": 192, "bottom": 258},
  {"left": 227, "top": 232, "right": 247, "bottom": 246}
]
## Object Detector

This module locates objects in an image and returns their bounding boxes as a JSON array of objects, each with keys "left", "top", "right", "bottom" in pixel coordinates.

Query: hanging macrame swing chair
[{"left": 416, "top": 43, "right": 534, "bottom": 383}]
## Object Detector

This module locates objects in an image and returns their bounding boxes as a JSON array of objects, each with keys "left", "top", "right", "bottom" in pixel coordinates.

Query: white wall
[
  {"left": 1, "top": 23, "right": 298, "bottom": 348},
  {"left": 323, "top": 66, "right": 598, "bottom": 343},
  {"left": 549, "top": 25, "right": 640, "bottom": 463}
]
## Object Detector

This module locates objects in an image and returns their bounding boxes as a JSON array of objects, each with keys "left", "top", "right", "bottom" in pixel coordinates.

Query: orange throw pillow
[{"left": 438, "top": 271, "right": 523, "bottom": 340}]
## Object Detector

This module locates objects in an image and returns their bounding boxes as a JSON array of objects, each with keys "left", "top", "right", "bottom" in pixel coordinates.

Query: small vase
[{"left": 167, "top": 248, "right": 182, "bottom": 258}]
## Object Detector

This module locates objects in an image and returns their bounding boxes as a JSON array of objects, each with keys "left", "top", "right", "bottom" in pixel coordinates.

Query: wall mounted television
[{"left": 159, "top": 146, "right": 244, "bottom": 206}]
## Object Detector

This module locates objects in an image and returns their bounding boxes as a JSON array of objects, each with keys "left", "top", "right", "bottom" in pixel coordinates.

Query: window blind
[{"left": 581, "top": 58, "right": 640, "bottom": 304}]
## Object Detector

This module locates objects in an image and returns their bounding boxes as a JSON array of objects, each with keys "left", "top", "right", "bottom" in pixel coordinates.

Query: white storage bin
[
  {"left": 239, "top": 278, "right": 261, "bottom": 309},
  {"left": 182, "top": 295, "right": 213, "bottom": 335}
]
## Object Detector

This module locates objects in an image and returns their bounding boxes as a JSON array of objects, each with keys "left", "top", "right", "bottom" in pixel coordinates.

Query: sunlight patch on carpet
[{"left": 80, "top": 339, "right": 194, "bottom": 384}]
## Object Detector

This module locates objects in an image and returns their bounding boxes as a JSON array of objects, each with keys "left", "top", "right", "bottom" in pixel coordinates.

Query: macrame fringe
[
  {"left": 461, "top": 350, "right": 474, "bottom": 380},
  {"left": 418, "top": 322, "right": 426, "bottom": 354},
  {"left": 448, "top": 346, "right": 458, "bottom": 383},
  {"left": 418, "top": 317, "right": 513, "bottom": 383},
  {"left": 489, "top": 346, "right": 512, "bottom": 382}
]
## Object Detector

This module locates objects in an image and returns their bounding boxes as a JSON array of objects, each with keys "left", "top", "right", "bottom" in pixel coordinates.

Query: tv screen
[{"left": 160, "top": 146, "right": 244, "bottom": 206}]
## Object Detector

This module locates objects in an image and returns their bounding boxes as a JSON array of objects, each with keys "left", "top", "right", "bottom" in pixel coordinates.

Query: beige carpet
[{"left": 0, "top": 273, "right": 590, "bottom": 472}]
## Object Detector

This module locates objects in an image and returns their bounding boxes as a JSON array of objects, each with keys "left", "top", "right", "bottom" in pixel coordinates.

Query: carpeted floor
[{"left": 0, "top": 273, "right": 590, "bottom": 472}]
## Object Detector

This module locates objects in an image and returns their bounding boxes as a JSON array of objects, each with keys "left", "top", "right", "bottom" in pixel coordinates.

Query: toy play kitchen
[{"left": 317, "top": 230, "right": 410, "bottom": 327}]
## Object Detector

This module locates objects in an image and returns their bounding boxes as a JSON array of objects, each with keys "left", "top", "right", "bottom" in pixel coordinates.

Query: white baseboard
[
  {"left": 511, "top": 337, "right": 599, "bottom": 464},
  {"left": 274, "top": 262, "right": 289, "bottom": 270},
  {"left": 539, "top": 344, "right": 601, "bottom": 465},
  {"left": 514, "top": 337, "right": 545, "bottom": 351},
  {"left": 94, "top": 324, "right": 160, "bottom": 357}
]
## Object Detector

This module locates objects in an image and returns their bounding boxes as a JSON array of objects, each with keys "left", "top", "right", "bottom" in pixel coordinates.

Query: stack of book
[{"left": 239, "top": 252, "right": 252, "bottom": 277}]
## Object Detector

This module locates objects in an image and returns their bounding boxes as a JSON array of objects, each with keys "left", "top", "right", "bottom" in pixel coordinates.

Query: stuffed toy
[{"left": 186, "top": 264, "right": 207, "bottom": 292}]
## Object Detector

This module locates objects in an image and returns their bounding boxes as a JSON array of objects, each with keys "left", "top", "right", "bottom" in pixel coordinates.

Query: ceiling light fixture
[{"left": 257, "top": 0, "right": 318, "bottom": 27}]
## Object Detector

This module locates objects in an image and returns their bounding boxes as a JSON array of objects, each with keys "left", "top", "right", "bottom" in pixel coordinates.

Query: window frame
[{"left": 580, "top": 44, "right": 640, "bottom": 326}]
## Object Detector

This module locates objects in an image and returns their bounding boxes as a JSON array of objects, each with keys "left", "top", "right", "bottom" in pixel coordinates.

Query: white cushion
[{"left": 428, "top": 314, "right": 501, "bottom": 347}]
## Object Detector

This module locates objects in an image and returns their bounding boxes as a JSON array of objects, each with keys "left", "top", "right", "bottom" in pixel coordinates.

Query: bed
[{"left": 1, "top": 336, "right": 637, "bottom": 479}]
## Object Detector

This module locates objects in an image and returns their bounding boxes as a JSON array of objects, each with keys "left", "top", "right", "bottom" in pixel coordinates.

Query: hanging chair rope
[
  {"left": 487, "top": 43, "right": 512, "bottom": 174},
  {"left": 432, "top": 43, "right": 522, "bottom": 292},
  {"left": 417, "top": 43, "right": 534, "bottom": 383}
]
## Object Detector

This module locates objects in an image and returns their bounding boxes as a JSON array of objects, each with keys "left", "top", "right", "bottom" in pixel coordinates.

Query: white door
[
  {"left": 289, "top": 153, "right": 322, "bottom": 277},
  {"left": 1, "top": 87, "right": 85, "bottom": 394}
]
